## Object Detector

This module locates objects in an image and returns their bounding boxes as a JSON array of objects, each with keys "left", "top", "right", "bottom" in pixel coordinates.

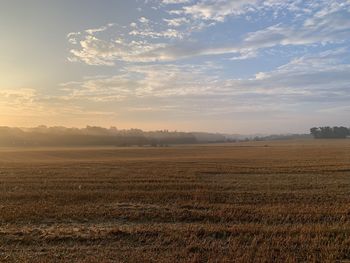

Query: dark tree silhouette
[{"left": 310, "top": 126, "right": 349, "bottom": 139}]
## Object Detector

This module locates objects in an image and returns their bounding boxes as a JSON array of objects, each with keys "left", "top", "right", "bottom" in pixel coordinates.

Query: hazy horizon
[
  {"left": 0, "top": 124, "right": 314, "bottom": 136},
  {"left": 1, "top": 0, "right": 350, "bottom": 134}
]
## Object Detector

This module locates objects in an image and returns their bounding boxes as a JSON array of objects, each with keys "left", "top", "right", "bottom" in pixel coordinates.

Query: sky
[{"left": 0, "top": 0, "right": 350, "bottom": 134}]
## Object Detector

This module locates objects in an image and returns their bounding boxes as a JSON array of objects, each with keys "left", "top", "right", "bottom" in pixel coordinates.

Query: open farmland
[{"left": 0, "top": 140, "right": 350, "bottom": 262}]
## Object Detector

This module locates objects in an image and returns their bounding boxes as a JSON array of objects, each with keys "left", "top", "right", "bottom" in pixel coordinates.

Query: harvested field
[{"left": 0, "top": 140, "right": 350, "bottom": 262}]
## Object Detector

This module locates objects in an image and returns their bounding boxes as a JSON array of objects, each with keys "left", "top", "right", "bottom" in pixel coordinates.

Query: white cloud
[
  {"left": 61, "top": 48, "right": 350, "bottom": 116},
  {"left": 129, "top": 28, "right": 185, "bottom": 39},
  {"left": 67, "top": 1, "right": 350, "bottom": 65},
  {"left": 244, "top": 3, "right": 350, "bottom": 48},
  {"left": 161, "top": 0, "right": 191, "bottom": 4},
  {"left": 60, "top": 63, "right": 220, "bottom": 101},
  {"left": 181, "top": 0, "right": 259, "bottom": 22},
  {"left": 171, "top": 0, "right": 322, "bottom": 23},
  {"left": 30, "top": 0, "right": 348, "bottom": 131},
  {"left": 69, "top": 34, "right": 169, "bottom": 65},
  {"left": 230, "top": 49, "right": 258, "bottom": 60},
  {"left": 163, "top": 17, "right": 190, "bottom": 27},
  {"left": 4, "top": 48, "right": 347, "bottom": 125},
  {"left": 139, "top": 17, "right": 150, "bottom": 23}
]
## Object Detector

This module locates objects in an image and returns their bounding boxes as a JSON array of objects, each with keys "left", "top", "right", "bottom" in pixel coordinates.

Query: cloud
[
  {"left": 67, "top": 18, "right": 190, "bottom": 65},
  {"left": 0, "top": 88, "right": 52, "bottom": 119},
  {"left": 244, "top": 3, "right": 350, "bottom": 47},
  {"left": 69, "top": 34, "right": 170, "bottom": 65},
  {"left": 60, "top": 63, "right": 221, "bottom": 101},
  {"left": 67, "top": 1, "right": 350, "bottom": 65},
  {"left": 181, "top": 0, "right": 259, "bottom": 22},
  {"left": 163, "top": 17, "right": 190, "bottom": 27},
  {"left": 161, "top": 0, "right": 191, "bottom": 4},
  {"left": 86, "top": 25, "right": 110, "bottom": 35},
  {"left": 61, "top": 48, "right": 350, "bottom": 117},
  {"left": 0, "top": 88, "right": 37, "bottom": 107},
  {"left": 238, "top": 48, "right": 350, "bottom": 105},
  {"left": 60, "top": 74, "right": 138, "bottom": 102},
  {"left": 61, "top": 1, "right": 350, "bottom": 130},
  {"left": 138, "top": 17, "right": 150, "bottom": 23},
  {"left": 230, "top": 49, "right": 258, "bottom": 60},
  {"left": 172, "top": 0, "right": 320, "bottom": 23}
]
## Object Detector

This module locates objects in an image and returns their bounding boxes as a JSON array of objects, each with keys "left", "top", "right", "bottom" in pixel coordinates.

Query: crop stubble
[{"left": 0, "top": 140, "right": 350, "bottom": 262}]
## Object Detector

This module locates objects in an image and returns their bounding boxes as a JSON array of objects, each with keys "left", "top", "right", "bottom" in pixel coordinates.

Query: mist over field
[{"left": 0, "top": 125, "right": 312, "bottom": 147}]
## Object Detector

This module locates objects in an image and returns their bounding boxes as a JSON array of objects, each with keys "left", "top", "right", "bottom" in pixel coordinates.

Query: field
[{"left": 0, "top": 140, "right": 350, "bottom": 262}]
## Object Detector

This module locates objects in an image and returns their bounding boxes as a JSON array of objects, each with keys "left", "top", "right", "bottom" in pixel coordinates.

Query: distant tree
[
  {"left": 310, "top": 126, "right": 349, "bottom": 139},
  {"left": 333, "top": 126, "right": 349, "bottom": 138},
  {"left": 150, "top": 139, "right": 158, "bottom": 147},
  {"left": 310, "top": 127, "right": 320, "bottom": 138}
]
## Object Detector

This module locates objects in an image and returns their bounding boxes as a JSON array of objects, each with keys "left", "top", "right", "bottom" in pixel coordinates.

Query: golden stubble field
[{"left": 0, "top": 140, "right": 350, "bottom": 262}]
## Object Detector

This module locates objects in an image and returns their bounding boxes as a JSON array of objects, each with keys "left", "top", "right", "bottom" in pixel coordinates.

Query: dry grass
[{"left": 0, "top": 140, "right": 350, "bottom": 262}]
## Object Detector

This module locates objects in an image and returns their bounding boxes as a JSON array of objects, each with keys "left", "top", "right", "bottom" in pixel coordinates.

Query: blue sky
[{"left": 1, "top": 0, "right": 350, "bottom": 133}]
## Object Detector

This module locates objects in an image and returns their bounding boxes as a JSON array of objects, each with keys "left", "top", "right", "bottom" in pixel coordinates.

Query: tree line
[
  {"left": 0, "top": 126, "right": 227, "bottom": 147},
  {"left": 310, "top": 126, "right": 350, "bottom": 139}
]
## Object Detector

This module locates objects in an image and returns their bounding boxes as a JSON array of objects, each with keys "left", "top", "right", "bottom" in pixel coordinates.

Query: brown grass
[{"left": 0, "top": 140, "right": 350, "bottom": 262}]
